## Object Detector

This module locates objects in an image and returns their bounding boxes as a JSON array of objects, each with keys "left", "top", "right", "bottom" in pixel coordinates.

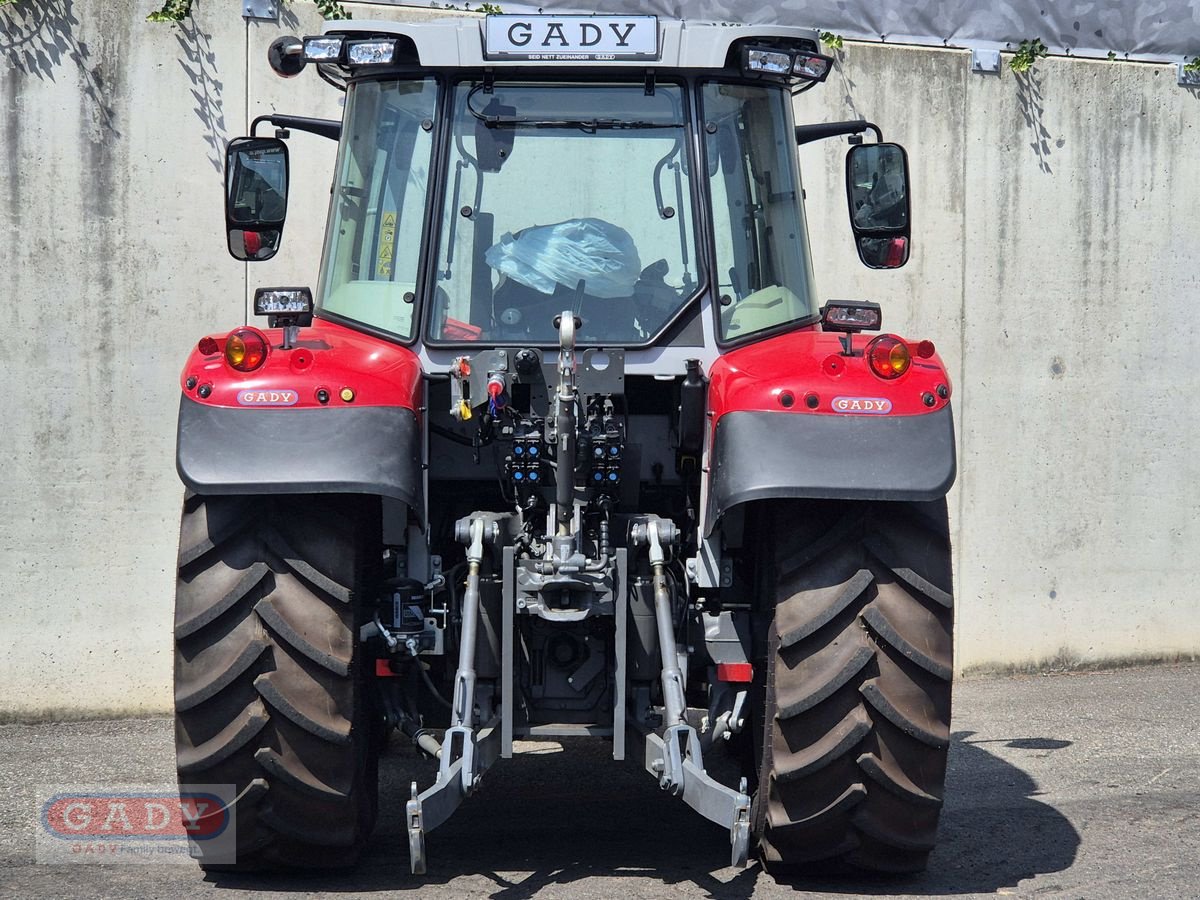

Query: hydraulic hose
[{"left": 419, "top": 663, "right": 453, "bottom": 710}]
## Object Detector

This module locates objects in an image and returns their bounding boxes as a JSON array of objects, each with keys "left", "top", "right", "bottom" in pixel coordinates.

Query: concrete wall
[
  {"left": 0, "top": 3, "right": 1196, "bottom": 716},
  {"left": 796, "top": 44, "right": 1200, "bottom": 672},
  {"left": 0, "top": 0, "right": 343, "bottom": 716}
]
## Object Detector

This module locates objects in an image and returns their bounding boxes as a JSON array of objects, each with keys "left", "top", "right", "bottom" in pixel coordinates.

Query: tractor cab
[{"left": 230, "top": 16, "right": 910, "bottom": 360}]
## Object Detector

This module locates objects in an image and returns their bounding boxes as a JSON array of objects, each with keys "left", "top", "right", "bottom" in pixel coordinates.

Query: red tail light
[
  {"left": 716, "top": 662, "right": 754, "bottom": 683},
  {"left": 224, "top": 327, "right": 269, "bottom": 372},
  {"left": 865, "top": 334, "right": 911, "bottom": 379},
  {"left": 885, "top": 236, "right": 908, "bottom": 268}
]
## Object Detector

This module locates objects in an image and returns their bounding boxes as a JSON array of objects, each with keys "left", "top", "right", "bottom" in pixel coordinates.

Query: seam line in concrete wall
[
  {"left": 243, "top": 21, "right": 251, "bottom": 326},
  {"left": 954, "top": 60, "right": 969, "bottom": 673}
]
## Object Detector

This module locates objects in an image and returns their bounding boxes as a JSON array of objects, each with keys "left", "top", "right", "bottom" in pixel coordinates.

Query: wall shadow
[
  {"left": 202, "top": 740, "right": 757, "bottom": 898},
  {"left": 831, "top": 47, "right": 862, "bottom": 121},
  {"left": 1015, "top": 69, "right": 1054, "bottom": 174},
  {"left": 0, "top": 0, "right": 118, "bottom": 135},
  {"left": 279, "top": 3, "right": 301, "bottom": 31},
  {"left": 200, "top": 729, "right": 1078, "bottom": 898},
  {"left": 777, "top": 730, "right": 1081, "bottom": 895},
  {"left": 172, "top": 4, "right": 227, "bottom": 176}
]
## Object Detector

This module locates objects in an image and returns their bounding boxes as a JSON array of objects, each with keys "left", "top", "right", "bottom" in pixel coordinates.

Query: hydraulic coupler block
[
  {"left": 585, "top": 411, "right": 625, "bottom": 496},
  {"left": 589, "top": 438, "right": 623, "bottom": 491},
  {"left": 504, "top": 432, "right": 544, "bottom": 489}
]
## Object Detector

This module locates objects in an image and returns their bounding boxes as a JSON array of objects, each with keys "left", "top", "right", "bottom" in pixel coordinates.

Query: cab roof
[{"left": 321, "top": 16, "right": 821, "bottom": 70}]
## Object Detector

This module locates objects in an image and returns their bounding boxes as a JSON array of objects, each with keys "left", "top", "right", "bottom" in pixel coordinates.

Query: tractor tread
[
  {"left": 852, "top": 804, "right": 938, "bottom": 851},
  {"left": 775, "top": 640, "right": 874, "bottom": 720},
  {"left": 775, "top": 508, "right": 864, "bottom": 580},
  {"left": 761, "top": 832, "right": 861, "bottom": 866},
  {"left": 175, "top": 634, "right": 269, "bottom": 712},
  {"left": 254, "top": 747, "right": 351, "bottom": 800},
  {"left": 173, "top": 495, "right": 378, "bottom": 870},
  {"left": 856, "top": 751, "right": 943, "bottom": 806},
  {"left": 862, "top": 603, "right": 952, "bottom": 681},
  {"left": 258, "top": 806, "right": 360, "bottom": 849},
  {"left": 175, "top": 562, "right": 270, "bottom": 639},
  {"left": 777, "top": 568, "right": 874, "bottom": 649},
  {"left": 254, "top": 671, "right": 353, "bottom": 746},
  {"left": 754, "top": 499, "right": 954, "bottom": 875},
  {"left": 768, "top": 782, "right": 867, "bottom": 831},
  {"left": 863, "top": 533, "right": 953, "bottom": 608},
  {"left": 176, "top": 699, "right": 269, "bottom": 774},
  {"left": 255, "top": 595, "right": 352, "bottom": 676},
  {"left": 776, "top": 706, "right": 872, "bottom": 783},
  {"left": 860, "top": 678, "right": 950, "bottom": 748},
  {"left": 263, "top": 525, "right": 354, "bottom": 604},
  {"left": 844, "top": 838, "right": 931, "bottom": 874},
  {"left": 177, "top": 496, "right": 255, "bottom": 569}
]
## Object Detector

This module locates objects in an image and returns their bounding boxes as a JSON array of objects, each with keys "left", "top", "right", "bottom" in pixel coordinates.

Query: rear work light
[
  {"left": 821, "top": 300, "right": 882, "bottom": 333},
  {"left": 253, "top": 287, "right": 312, "bottom": 347},
  {"left": 254, "top": 287, "right": 313, "bottom": 318},
  {"left": 743, "top": 47, "right": 792, "bottom": 74},
  {"left": 302, "top": 36, "right": 343, "bottom": 62},
  {"left": 741, "top": 44, "right": 833, "bottom": 82},
  {"left": 865, "top": 334, "right": 911, "bottom": 379},
  {"left": 346, "top": 39, "right": 398, "bottom": 66},
  {"left": 225, "top": 327, "right": 269, "bottom": 372},
  {"left": 793, "top": 54, "right": 832, "bottom": 80}
]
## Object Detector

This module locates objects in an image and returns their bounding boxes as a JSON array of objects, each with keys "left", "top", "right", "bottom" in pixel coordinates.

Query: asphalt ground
[{"left": 1, "top": 664, "right": 1198, "bottom": 899}]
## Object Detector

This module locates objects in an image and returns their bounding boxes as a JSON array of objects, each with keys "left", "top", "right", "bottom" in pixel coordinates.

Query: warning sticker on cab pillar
[{"left": 378, "top": 212, "right": 396, "bottom": 278}]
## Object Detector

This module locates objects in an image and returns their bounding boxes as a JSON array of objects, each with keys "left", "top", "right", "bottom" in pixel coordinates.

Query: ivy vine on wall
[
  {"left": 1009, "top": 38, "right": 1047, "bottom": 73},
  {"left": 0, "top": 0, "right": 349, "bottom": 19},
  {"left": 148, "top": 0, "right": 350, "bottom": 23},
  {"left": 819, "top": 31, "right": 844, "bottom": 52}
]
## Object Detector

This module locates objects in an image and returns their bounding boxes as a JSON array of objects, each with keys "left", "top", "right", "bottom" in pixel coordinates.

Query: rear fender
[
  {"left": 176, "top": 318, "right": 425, "bottom": 525},
  {"left": 705, "top": 329, "right": 956, "bottom": 534}
]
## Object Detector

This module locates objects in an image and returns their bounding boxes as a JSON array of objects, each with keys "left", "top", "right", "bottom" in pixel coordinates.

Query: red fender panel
[
  {"left": 176, "top": 318, "right": 425, "bottom": 521},
  {"left": 705, "top": 329, "right": 956, "bottom": 532}
]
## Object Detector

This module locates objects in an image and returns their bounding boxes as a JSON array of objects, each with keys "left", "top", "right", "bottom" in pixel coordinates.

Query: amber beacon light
[
  {"left": 865, "top": 334, "right": 911, "bottom": 379},
  {"left": 224, "top": 327, "right": 269, "bottom": 372}
]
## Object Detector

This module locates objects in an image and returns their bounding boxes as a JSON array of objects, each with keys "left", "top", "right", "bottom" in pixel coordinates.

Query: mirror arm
[
  {"left": 795, "top": 119, "right": 882, "bottom": 146},
  {"left": 250, "top": 114, "right": 341, "bottom": 142}
]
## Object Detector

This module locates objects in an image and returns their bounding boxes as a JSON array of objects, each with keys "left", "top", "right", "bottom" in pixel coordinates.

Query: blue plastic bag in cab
[{"left": 484, "top": 218, "right": 642, "bottom": 299}]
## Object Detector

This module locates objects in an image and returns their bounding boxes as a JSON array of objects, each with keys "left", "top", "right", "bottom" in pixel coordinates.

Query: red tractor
[{"left": 174, "top": 13, "right": 955, "bottom": 875}]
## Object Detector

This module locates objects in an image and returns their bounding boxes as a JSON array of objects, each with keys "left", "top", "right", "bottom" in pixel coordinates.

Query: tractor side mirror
[
  {"left": 845, "top": 142, "right": 911, "bottom": 269},
  {"left": 225, "top": 136, "right": 289, "bottom": 262}
]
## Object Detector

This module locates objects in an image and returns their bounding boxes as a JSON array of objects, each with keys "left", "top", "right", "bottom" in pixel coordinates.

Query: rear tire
[
  {"left": 173, "top": 493, "right": 380, "bottom": 869},
  {"left": 752, "top": 499, "right": 954, "bottom": 874}
]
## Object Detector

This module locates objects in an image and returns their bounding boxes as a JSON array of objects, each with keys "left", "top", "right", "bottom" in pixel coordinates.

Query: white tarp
[{"left": 394, "top": 1, "right": 1199, "bottom": 64}]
